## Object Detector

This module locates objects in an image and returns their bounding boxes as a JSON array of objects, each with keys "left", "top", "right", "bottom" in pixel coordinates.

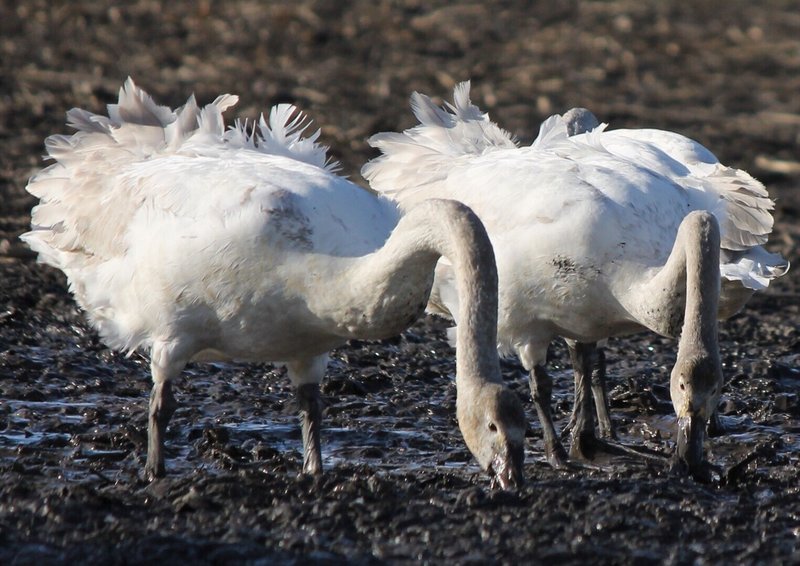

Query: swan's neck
[
  {"left": 657, "top": 210, "right": 724, "bottom": 440},
  {"left": 619, "top": 211, "right": 723, "bottom": 423},
  {"left": 315, "top": 199, "right": 501, "bottom": 386},
  {"left": 623, "top": 213, "right": 722, "bottom": 347},
  {"left": 677, "top": 216, "right": 720, "bottom": 358}
]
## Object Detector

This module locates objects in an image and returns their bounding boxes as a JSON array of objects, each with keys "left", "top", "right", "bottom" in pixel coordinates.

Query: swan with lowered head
[
  {"left": 363, "top": 82, "right": 788, "bottom": 479},
  {"left": 557, "top": 107, "right": 784, "bottom": 448},
  {"left": 21, "top": 79, "right": 526, "bottom": 488}
]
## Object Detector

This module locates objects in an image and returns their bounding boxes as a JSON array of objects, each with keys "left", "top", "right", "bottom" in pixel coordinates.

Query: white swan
[
  {"left": 363, "top": 81, "right": 788, "bottom": 478},
  {"left": 21, "top": 79, "right": 526, "bottom": 488}
]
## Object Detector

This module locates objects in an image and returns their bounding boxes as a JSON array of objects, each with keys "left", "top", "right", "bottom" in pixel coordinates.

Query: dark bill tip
[
  {"left": 489, "top": 445, "right": 525, "bottom": 490},
  {"left": 674, "top": 415, "right": 711, "bottom": 481}
]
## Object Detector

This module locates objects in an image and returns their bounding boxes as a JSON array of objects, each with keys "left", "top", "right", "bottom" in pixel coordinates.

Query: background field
[{"left": 1, "top": 1, "right": 798, "bottom": 563}]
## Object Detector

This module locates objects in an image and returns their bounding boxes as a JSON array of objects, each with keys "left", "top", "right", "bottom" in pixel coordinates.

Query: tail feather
[
  {"left": 721, "top": 247, "right": 790, "bottom": 290},
  {"left": 685, "top": 164, "right": 774, "bottom": 251},
  {"left": 717, "top": 168, "right": 774, "bottom": 246}
]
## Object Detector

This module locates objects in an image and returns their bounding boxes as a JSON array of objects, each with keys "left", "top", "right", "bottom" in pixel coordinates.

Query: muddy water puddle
[{"left": 3, "top": 353, "right": 798, "bottom": 483}]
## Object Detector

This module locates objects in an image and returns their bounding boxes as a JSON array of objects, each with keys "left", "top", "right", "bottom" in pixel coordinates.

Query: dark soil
[{"left": 1, "top": 1, "right": 799, "bottom": 564}]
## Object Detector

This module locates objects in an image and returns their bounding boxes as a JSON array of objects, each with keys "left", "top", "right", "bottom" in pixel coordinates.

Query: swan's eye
[
  {"left": 679, "top": 381, "right": 686, "bottom": 391},
  {"left": 488, "top": 422, "right": 498, "bottom": 432}
]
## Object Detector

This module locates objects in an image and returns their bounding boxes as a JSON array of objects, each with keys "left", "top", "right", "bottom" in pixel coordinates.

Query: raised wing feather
[
  {"left": 594, "top": 129, "right": 774, "bottom": 251},
  {"left": 23, "top": 78, "right": 336, "bottom": 269},
  {"left": 363, "top": 80, "right": 515, "bottom": 202}
]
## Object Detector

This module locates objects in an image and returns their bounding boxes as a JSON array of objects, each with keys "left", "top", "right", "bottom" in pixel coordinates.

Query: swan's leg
[
  {"left": 560, "top": 340, "right": 580, "bottom": 439},
  {"left": 561, "top": 341, "right": 615, "bottom": 441},
  {"left": 567, "top": 342, "right": 668, "bottom": 464},
  {"left": 568, "top": 342, "right": 597, "bottom": 460},
  {"left": 591, "top": 348, "right": 615, "bottom": 440},
  {"left": 287, "top": 355, "right": 328, "bottom": 475},
  {"left": 297, "top": 383, "right": 323, "bottom": 474},
  {"left": 530, "top": 365, "right": 568, "bottom": 468},
  {"left": 145, "top": 341, "right": 188, "bottom": 481}
]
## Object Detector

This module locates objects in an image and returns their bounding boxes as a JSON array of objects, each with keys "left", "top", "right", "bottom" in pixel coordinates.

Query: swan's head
[
  {"left": 669, "top": 353, "right": 722, "bottom": 481},
  {"left": 561, "top": 107, "right": 600, "bottom": 136},
  {"left": 457, "top": 383, "right": 526, "bottom": 490}
]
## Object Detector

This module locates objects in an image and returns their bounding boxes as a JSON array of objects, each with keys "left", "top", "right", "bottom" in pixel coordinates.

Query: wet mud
[{"left": 1, "top": 1, "right": 799, "bottom": 563}]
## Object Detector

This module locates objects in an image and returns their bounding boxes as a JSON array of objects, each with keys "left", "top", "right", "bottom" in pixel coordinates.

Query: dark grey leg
[
  {"left": 145, "top": 380, "right": 177, "bottom": 481},
  {"left": 530, "top": 365, "right": 568, "bottom": 468},
  {"left": 563, "top": 342, "right": 614, "bottom": 441},
  {"left": 297, "top": 383, "right": 323, "bottom": 475},
  {"left": 591, "top": 348, "right": 616, "bottom": 440},
  {"left": 565, "top": 343, "right": 667, "bottom": 464},
  {"left": 561, "top": 341, "right": 592, "bottom": 439},
  {"left": 568, "top": 342, "right": 597, "bottom": 460}
]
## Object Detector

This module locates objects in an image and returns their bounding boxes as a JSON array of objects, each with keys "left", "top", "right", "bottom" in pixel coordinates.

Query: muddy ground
[{"left": 1, "top": 1, "right": 799, "bottom": 563}]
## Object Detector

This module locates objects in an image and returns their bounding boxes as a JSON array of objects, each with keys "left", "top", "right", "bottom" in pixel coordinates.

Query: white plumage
[
  {"left": 363, "top": 81, "right": 788, "bottom": 476},
  {"left": 26, "top": 85, "right": 390, "bottom": 357},
  {"left": 22, "top": 79, "right": 526, "bottom": 487}
]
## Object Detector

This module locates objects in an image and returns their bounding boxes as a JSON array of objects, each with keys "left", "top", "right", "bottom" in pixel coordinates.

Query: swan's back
[
  {"left": 22, "top": 78, "right": 398, "bottom": 353},
  {"left": 364, "top": 82, "right": 787, "bottom": 292},
  {"left": 576, "top": 127, "right": 774, "bottom": 251}
]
